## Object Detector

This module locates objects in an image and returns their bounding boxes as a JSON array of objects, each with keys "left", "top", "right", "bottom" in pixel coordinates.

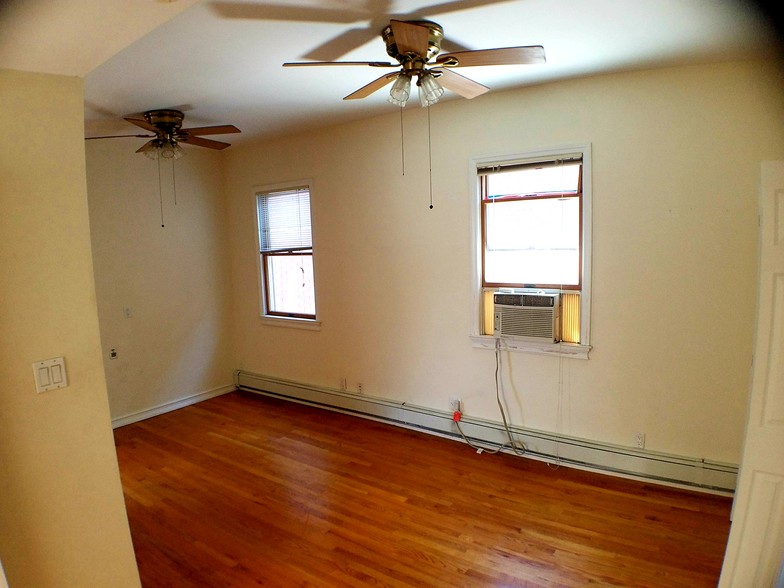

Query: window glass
[
  {"left": 484, "top": 196, "right": 580, "bottom": 286},
  {"left": 257, "top": 185, "right": 316, "bottom": 320},
  {"left": 482, "top": 160, "right": 582, "bottom": 289},
  {"left": 266, "top": 254, "right": 315, "bottom": 316}
]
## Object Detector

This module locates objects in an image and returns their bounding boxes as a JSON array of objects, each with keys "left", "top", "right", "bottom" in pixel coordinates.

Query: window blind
[
  {"left": 477, "top": 154, "right": 582, "bottom": 176},
  {"left": 257, "top": 187, "right": 312, "bottom": 253}
]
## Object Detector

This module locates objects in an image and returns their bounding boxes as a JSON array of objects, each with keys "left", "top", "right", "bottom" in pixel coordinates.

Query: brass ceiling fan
[
  {"left": 283, "top": 19, "right": 545, "bottom": 107},
  {"left": 86, "top": 109, "right": 241, "bottom": 159},
  {"left": 86, "top": 109, "right": 241, "bottom": 227}
]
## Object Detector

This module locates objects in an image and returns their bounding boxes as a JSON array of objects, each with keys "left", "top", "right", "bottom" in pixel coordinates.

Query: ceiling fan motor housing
[
  {"left": 382, "top": 20, "right": 444, "bottom": 69},
  {"left": 143, "top": 109, "right": 185, "bottom": 137}
]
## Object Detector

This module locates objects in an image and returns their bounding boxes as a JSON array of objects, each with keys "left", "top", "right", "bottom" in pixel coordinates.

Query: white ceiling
[{"left": 1, "top": 0, "right": 780, "bottom": 147}]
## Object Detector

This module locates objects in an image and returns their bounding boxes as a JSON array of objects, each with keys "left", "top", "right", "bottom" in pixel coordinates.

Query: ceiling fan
[
  {"left": 86, "top": 109, "right": 241, "bottom": 159},
  {"left": 283, "top": 19, "right": 545, "bottom": 107}
]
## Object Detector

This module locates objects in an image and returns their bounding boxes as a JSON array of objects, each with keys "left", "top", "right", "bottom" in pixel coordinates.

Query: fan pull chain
[
  {"left": 157, "top": 156, "right": 165, "bottom": 227},
  {"left": 427, "top": 105, "right": 433, "bottom": 210},
  {"left": 172, "top": 158, "right": 178, "bottom": 206},
  {"left": 399, "top": 106, "right": 405, "bottom": 176}
]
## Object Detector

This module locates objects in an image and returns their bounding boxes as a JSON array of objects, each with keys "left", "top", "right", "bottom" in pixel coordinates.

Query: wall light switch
[{"left": 33, "top": 357, "right": 68, "bottom": 393}]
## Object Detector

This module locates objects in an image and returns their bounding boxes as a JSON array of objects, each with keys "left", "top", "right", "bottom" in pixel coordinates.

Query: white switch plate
[{"left": 33, "top": 357, "right": 68, "bottom": 393}]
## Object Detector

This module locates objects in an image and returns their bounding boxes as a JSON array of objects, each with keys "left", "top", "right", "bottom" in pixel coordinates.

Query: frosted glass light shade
[
  {"left": 388, "top": 74, "right": 411, "bottom": 107},
  {"left": 418, "top": 73, "right": 443, "bottom": 107}
]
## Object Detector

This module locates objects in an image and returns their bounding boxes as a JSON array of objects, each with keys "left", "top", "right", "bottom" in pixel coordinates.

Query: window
[
  {"left": 256, "top": 184, "right": 316, "bottom": 320},
  {"left": 482, "top": 159, "right": 582, "bottom": 289},
  {"left": 472, "top": 146, "right": 592, "bottom": 355}
]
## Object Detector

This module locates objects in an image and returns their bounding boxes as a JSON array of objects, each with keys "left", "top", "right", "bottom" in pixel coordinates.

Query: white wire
[{"left": 453, "top": 338, "right": 526, "bottom": 456}]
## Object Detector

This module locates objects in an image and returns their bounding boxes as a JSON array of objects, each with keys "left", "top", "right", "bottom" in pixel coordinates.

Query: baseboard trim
[
  {"left": 234, "top": 370, "right": 737, "bottom": 494},
  {"left": 111, "top": 383, "right": 236, "bottom": 429}
]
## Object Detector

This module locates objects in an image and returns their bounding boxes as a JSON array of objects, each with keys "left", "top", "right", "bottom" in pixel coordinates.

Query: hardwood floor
[{"left": 114, "top": 391, "right": 732, "bottom": 587}]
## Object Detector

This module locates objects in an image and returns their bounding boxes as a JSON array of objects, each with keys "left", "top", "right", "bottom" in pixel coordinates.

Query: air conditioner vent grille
[
  {"left": 493, "top": 293, "right": 560, "bottom": 342},
  {"left": 499, "top": 307, "right": 555, "bottom": 339}
]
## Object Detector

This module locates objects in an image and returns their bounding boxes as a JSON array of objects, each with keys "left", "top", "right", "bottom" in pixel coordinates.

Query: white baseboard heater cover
[{"left": 234, "top": 370, "right": 737, "bottom": 494}]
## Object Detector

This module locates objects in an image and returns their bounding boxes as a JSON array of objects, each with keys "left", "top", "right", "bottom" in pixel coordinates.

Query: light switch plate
[{"left": 33, "top": 357, "right": 68, "bottom": 393}]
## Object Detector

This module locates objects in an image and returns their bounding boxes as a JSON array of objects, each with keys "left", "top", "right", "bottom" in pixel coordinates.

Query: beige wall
[
  {"left": 86, "top": 140, "right": 234, "bottom": 421},
  {"left": 224, "top": 60, "right": 784, "bottom": 464},
  {"left": 0, "top": 70, "right": 140, "bottom": 587}
]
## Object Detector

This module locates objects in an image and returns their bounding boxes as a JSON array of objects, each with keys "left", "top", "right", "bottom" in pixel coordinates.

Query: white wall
[
  {"left": 86, "top": 140, "right": 234, "bottom": 422},
  {"left": 224, "top": 60, "right": 784, "bottom": 464},
  {"left": 0, "top": 69, "right": 140, "bottom": 587}
]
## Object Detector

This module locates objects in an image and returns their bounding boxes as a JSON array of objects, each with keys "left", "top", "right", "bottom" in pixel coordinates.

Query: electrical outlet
[
  {"left": 357, "top": 382, "right": 364, "bottom": 394},
  {"left": 449, "top": 396, "right": 461, "bottom": 413},
  {"left": 635, "top": 432, "right": 646, "bottom": 449}
]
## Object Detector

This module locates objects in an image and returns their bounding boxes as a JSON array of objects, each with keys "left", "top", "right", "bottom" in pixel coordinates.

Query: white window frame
[
  {"left": 469, "top": 144, "right": 592, "bottom": 359},
  {"left": 253, "top": 179, "right": 321, "bottom": 331}
]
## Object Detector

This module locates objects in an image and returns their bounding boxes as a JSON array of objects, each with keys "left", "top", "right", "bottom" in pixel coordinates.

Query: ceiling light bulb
[
  {"left": 418, "top": 72, "right": 444, "bottom": 108},
  {"left": 388, "top": 74, "right": 411, "bottom": 107}
]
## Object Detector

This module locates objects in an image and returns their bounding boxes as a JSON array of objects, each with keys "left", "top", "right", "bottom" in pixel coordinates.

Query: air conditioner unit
[{"left": 493, "top": 292, "right": 560, "bottom": 342}]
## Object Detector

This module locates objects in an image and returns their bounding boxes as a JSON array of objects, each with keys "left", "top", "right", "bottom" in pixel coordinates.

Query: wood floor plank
[{"left": 114, "top": 391, "right": 732, "bottom": 587}]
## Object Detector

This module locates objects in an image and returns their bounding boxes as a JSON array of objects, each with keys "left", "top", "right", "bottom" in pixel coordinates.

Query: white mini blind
[{"left": 257, "top": 187, "right": 312, "bottom": 253}]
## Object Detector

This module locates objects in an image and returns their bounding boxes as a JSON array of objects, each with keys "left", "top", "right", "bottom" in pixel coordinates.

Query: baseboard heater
[{"left": 234, "top": 370, "right": 737, "bottom": 494}]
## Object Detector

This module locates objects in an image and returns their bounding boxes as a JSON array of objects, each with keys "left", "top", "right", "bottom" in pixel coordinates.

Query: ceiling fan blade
[
  {"left": 181, "top": 125, "right": 241, "bottom": 136},
  {"left": 178, "top": 136, "right": 232, "bottom": 150},
  {"left": 135, "top": 140, "right": 157, "bottom": 153},
  {"left": 343, "top": 73, "right": 399, "bottom": 100},
  {"left": 390, "top": 20, "right": 429, "bottom": 55},
  {"left": 210, "top": 2, "right": 369, "bottom": 24},
  {"left": 124, "top": 116, "right": 160, "bottom": 134},
  {"left": 436, "top": 46, "right": 546, "bottom": 67},
  {"left": 85, "top": 134, "right": 154, "bottom": 140},
  {"left": 283, "top": 61, "right": 396, "bottom": 67},
  {"left": 302, "top": 27, "right": 379, "bottom": 62},
  {"left": 433, "top": 68, "right": 489, "bottom": 99}
]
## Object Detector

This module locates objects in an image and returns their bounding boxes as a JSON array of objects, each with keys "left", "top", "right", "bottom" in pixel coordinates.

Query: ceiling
[{"left": 1, "top": 0, "right": 781, "bottom": 147}]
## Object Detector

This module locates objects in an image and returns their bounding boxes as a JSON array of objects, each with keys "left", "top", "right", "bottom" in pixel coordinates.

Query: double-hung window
[
  {"left": 474, "top": 145, "right": 592, "bottom": 354},
  {"left": 256, "top": 183, "right": 316, "bottom": 320}
]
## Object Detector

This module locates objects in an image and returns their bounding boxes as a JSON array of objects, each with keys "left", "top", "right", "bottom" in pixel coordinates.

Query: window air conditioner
[{"left": 493, "top": 292, "right": 560, "bottom": 342}]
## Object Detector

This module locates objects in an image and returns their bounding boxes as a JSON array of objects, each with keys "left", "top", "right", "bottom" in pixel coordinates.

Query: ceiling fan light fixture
[
  {"left": 140, "top": 139, "right": 161, "bottom": 160},
  {"left": 139, "top": 138, "right": 186, "bottom": 160},
  {"left": 160, "top": 140, "right": 185, "bottom": 160},
  {"left": 387, "top": 73, "right": 411, "bottom": 107},
  {"left": 418, "top": 72, "right": 443, "bottom": 107}
]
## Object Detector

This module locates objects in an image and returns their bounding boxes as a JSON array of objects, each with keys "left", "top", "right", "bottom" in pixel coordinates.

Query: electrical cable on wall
[
  {"left": 495, "top": 337, "right": 527, "bottom": 456},
  {"left": 454, "top": 418, "right": 504, "bottom": 454},
  {"left": 452, "top": 337, "right": 527, "bottom": 455}
]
